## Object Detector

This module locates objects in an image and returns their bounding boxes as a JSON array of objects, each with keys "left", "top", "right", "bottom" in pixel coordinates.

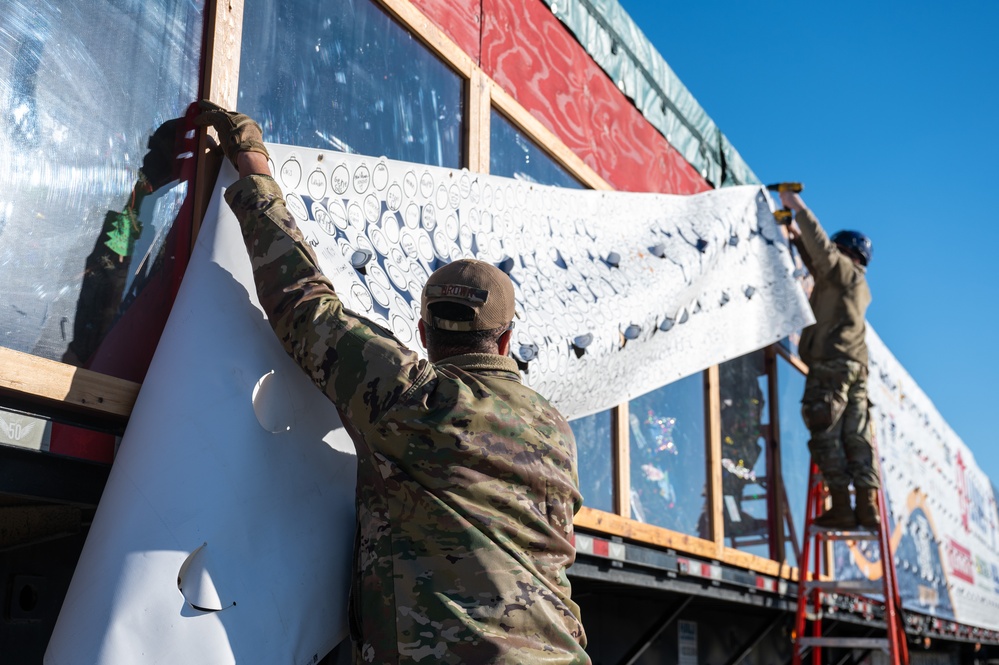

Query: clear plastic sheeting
[
  {"left": 238, "top": 0, "right": 464, "bottom": 168},
  {"left": 718, "top": 350, "right": 770, "bottom": 557},
  {"left": 490, "top": 110, "right": 585, "bottom": 189},
  {"left": 0, "top": 0, "right": 203, "bottom": 371},
  {"left": 629, "top": 374, "right": 706, "bottom": 537},
  {"left": 776, "top": 356, "right": 809, "bottom": 567},
  {"left": 570, "top": 409, "right": 614, "bottom": 513},
  {"left": 540, "top": 0, "right": 759, "bottom": 187}
]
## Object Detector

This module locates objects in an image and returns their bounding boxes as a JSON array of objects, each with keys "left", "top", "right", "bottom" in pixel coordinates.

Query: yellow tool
[
  {"left": 773, "top": 209, "right": 793, "bottom": 225},
  {"left": 767, "top": 182, "right": 804, "bottom": 225},
  {"left": 766, "top": 182, "right": 804, "bottom": 193}
]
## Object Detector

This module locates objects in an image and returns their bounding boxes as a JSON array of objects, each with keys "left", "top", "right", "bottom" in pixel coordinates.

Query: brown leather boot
[
  {"left": 854, "top": 488, "right": 881, "bottom": 529},
  {"left": 813, "top": 488, "right": 857, "bottom": 530}
]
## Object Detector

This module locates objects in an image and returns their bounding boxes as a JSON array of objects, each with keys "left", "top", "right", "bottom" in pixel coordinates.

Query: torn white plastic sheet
[
  {"left": 46, "top": 167, "right": 356, "bottom": 665},
  {"left": 47, "top": 146, "right": 812, "bottom": 664}
]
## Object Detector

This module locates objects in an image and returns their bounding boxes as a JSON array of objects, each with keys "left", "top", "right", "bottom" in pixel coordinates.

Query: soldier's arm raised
[
  {"left": 780, "top": 191, "right": 836, "bottom": 276},
  {"left": 201, "top": 102, "right": 428, "bottom": 422}
]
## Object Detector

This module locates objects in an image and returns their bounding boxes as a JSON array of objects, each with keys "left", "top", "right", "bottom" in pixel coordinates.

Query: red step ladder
[{"left": 792, "top": 461, "right": 909, "bottom": 664}]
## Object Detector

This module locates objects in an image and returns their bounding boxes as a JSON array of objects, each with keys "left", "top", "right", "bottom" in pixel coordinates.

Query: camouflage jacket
[
  {"left": 225, "top": 175, "right": 589, "bottom": 665},
  {"left": 792, "top": 207, "right": 871, "bottom": 368}
]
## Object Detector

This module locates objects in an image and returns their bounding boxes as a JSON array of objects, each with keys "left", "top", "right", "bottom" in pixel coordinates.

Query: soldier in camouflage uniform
[
  {"left": 781, "top": 190, "right": 879, "bottom": 530},
  {"left": 196, "top": 102, "right": 589, "bottom": 665}
]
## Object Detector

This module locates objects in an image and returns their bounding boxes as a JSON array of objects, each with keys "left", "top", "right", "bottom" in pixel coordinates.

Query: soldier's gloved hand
[{"left": 194, "top": 100, "right": 269, "bottom": 168}]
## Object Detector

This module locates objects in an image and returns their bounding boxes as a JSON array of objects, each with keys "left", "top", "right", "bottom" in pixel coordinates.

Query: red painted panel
[
  {"left": 479, "top": 0, "right": 708, "bottom": 195},
  {"left": 409, "top": 0, "right": 483, "bottom": 64}
]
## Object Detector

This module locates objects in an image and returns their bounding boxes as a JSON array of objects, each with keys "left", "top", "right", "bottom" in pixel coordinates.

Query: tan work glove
[{"left": 195, "top": 100, "right": 270, "bottom": 167}]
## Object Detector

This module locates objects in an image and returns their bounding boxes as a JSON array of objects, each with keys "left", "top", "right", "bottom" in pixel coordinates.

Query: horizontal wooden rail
[
  {"left": 0, "top": 347, "right": 138, "bottom": 432},
  {"left": 774, "top": 343, "right": 809, "bottom": 375},
  {"left": 576, "top": 506, "right": 799, "bottom": 580}
]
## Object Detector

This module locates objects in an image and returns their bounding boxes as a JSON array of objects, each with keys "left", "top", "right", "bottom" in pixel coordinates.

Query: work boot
[
  {"left": 813, "top": 488, "right": 857, "bottom": 530},
  {"left": 854, "top": 488, "right": 881, "bottom": 529}
]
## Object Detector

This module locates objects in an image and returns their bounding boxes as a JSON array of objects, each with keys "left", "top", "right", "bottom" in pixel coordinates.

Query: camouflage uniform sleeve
[{"left": 224, "top": 175, "right": 430, "bottom": 425}]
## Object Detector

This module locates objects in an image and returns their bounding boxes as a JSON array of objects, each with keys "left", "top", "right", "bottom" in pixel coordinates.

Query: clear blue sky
[{"left": 616, "top": 1, "right": 999, "bottom": 484}]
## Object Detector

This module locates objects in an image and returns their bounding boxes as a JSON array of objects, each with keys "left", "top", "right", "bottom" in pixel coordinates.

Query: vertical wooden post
[
  {"left": 613, "top": 403, "right": 630, "bottom": 519},
  {"left": 466, "top": 69, "right": 492, "bottom": 173},
  {"left": 201, "top": 0, "right": 244, "bottom": 109},
  {"left": 191, "top": 0, "right": 245, "bottom": 247},
  {"left": 704, "top": 365, "right": 724, "bottom": 556},
  {"left": 765, "top": 345, "right": 785, "bottom": 561}
]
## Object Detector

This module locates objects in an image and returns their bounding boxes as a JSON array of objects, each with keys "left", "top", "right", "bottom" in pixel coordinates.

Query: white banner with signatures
[{"left": 266, "top": 143, "right": 813, "bottom": 418}]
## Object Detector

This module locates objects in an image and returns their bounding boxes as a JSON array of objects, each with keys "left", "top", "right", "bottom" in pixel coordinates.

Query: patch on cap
[
  {"left": 421, "top": 259, "right": 515, "bottom": 332},
  {"left": 424, "top": 284, "right": 488, "bottom": 304}
]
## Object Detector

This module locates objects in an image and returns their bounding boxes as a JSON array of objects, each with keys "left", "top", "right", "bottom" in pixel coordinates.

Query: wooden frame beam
[
  {"left": 704, "top": 365, "right": 724, "bottom": 555},
  {"left": 774, "top": 343, "right": 809, "bottom": 376},
  {"left": 191, "top": 0, "right": 245, "bottom": 246},
  {"left": 375, "top": 0, "right": 477, "bottom": 79},
  {"left": 0, "top": 348, "right": 138, "bottom": 431},
  {"left": 489, "top": 84, "right": 612, "bottom": 191},
  {"left": 764, "top": 345, "right": 786, "bottom": 563},
  {"left": 612, "top": 403, "right": 630, "bottom": 518},
  {"left": 466, "top": 69, "right": 492, "bottom": 173}
]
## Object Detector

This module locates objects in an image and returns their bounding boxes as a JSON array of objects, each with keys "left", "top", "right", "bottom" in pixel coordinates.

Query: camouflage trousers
[{"left": 801, "top": 358, "right": 879, "bottom": 490}]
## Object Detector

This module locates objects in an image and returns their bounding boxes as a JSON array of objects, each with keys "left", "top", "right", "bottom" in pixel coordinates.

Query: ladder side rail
[
  {"left": 870, "top": 427, "right": 909, "bottom": 665},
  {"left": 792, "top": 463, "right": 821, "bottom": 665},
  {"left": 809, "top": 464, "right": 824, "bottom": 665},
  {"left": 875, "top": 463, "right": 909, "bottom": 664}
]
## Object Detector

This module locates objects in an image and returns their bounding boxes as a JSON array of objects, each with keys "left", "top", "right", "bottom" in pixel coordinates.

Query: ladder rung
[
  {"left": 808, "top": 525, "right": 879, "bottom": 540},
  {"left": 803, "top": 579, "right": 883, "bottom": 594},
  {"left": 797, "top": 636, "right": 890, "bottom": 652}
]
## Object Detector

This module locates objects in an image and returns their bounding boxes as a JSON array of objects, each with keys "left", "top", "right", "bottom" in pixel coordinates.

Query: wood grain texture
[
  {"left": 480, "top": 0, "right": 709, "bottom": 195},
  {"left": 376, "top": 0, "right": 476, "bottom": 77},
  {"left": 193, "top": 0, "right": 244, "bottom": 246},
  {"left": 467, "top": 69, "right": 492, "bottom": 173},
  {"left": 704, "top": 365, "right": 724, "bottom": 554},
  {"left": 0, "top": 348, "right": 138, "bottom": 420},
  {"left": 612, "top": 404, "right": 630, "bottom": 518},
  {"left": 490, "top": 83, "right": 611, "bottom": 190},
  {"left": 576, "top": 507, "right": 717, "bottom": 560},
  {"left": 775, "top": 343, "right": 809, "bottom": 375},
  {"left": 408, "top": 0, "right": 483, "bottom": 63},
  {"left": 575, "top": 508, "right": 799, "bottom": 580}
]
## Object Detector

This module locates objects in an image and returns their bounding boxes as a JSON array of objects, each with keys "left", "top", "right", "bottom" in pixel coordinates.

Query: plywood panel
[
  {"left": 408, "top": 0, "right": 482, "bottom": 63},
  {"left": 481, "top": 0, "right": 708, "bottom": 195}
]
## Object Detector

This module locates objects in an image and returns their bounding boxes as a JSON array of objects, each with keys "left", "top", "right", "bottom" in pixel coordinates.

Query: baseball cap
[{"left": 420, "top": 259, "right": 515, "bottom": 332}]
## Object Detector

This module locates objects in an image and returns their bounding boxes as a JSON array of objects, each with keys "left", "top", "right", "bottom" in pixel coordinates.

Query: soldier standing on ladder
[{"left": 779, "top": 189, "right": 880, "bottom": 530}]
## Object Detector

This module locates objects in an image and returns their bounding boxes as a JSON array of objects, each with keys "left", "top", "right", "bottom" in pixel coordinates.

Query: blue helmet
[{"left": 830, "top": 230, "right": 873, "bottom": 266}]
